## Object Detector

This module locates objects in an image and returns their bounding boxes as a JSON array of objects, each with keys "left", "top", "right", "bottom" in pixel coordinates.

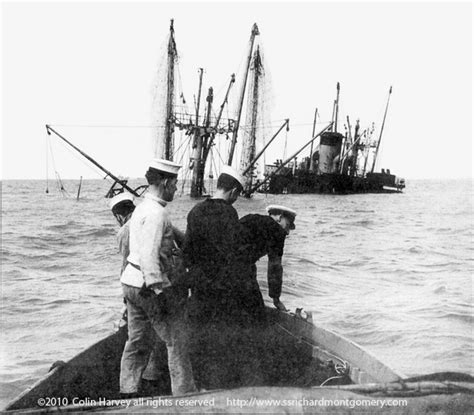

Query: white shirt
[{"left": 120, "top": 193, "right": 174, "bottom": 291}]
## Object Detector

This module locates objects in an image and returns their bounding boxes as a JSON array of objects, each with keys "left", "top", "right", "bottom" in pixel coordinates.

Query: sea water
[{"left": 1, "top": 179, "right": 472, "bottom": 406}]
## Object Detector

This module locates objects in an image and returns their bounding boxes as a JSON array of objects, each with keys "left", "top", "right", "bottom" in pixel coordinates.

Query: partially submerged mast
[
  {"left": 240, "top": 46, "right": 263, "bottom": 195},
  {"left": 190, "top": 69, "right": 204, "bottom": 198},
  {"left": 332, "top": 82, "right": 340, "bottom": 133},
  {"left": 190, "top": 87, "right": 213, "bottom": 197},
  {"left": 371, "top": 86, "right": 393, "bottom": 173},
  {"left": 251, "top": 123, "right": 333, "bottom": 194},
  {"left": 309, "top": 108, "right": 318, "bottom": 171},
  {"left": 153, "top": 19, "right": 178, "bottom": 161},
  {"left": 164, "top": 19, "right": 177, "bottom": 161},
  {"left": 45, "top": 125, "right": 141, "bottom": 197},
  {"left": 201, "top": 74, "right": 235, "bottom": 169},
  {"left": 227, "top": 23, "right": 260, "bottom": 166}
]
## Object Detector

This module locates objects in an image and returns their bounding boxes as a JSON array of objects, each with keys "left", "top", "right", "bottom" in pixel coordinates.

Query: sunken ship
[
  {"left": 259, "top": 83, "right": 405, "bottom": 194},
  {"left": 256, "top": 84, "right": 405, "bottom": 195}
]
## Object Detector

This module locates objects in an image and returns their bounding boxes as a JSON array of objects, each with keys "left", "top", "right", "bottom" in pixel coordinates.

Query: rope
[
  {"left": 174, "top": 132, "right": 192, "bottom": 155},
  {"left": 45, "top": 132, "right": 49, "bottom": 193},
  {"left": 179, "top": 134, "right": 193, "bottom": 196},
  {"left": 54, "top": 172, "right": 70, "bottom": 198},
  {"left": 54, "top": 136, "right": 107, "bottom": 179},
  {"left": 275, "top": 322, "right": 348, "bottom": 368},
  {"left": 320, "top": 375, "right": 345, "bottom": 387},
  {"left": 213, "top": 141, "right": 226, "bottom": 165},
  {"left": 274, "top": 322, "right": 350, "bottom": 388},
  {"left": 47, "top": 134, "right": 70, "bottom": 197}
]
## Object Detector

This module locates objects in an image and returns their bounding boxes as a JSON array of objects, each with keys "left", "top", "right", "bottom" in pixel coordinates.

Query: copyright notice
[
  {"left": 37, "top": 396, "right": 216, "bottom": 409},
  {"left": 37, "top": 395, "right": 408, "bottom": 410}
]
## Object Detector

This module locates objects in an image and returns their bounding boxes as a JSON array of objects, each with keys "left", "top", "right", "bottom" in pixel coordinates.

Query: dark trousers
[{"left": 188, "top": 264, "right": 266, "bottom": 326}]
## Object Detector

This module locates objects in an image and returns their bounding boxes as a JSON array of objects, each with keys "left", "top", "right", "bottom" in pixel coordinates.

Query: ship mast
[
  {"left": 250, "top": 123, "right": 333, "bottom": 194},
  {"left": 371, "top": 86, "right": 393, "bottom": 173},
  {"left": 45, "top": 125, "right": 141, "bottom": 197},
  {"left": 189, "top": 73, "right": 236, "bottom": 198},
  {"left": 201, "top": 74, "right": 235, "bottom": 169},
  {"left": 240, "top": 46, "right": 263, "bottom": 195},
  {"left": 190, "top": 68, "right": 204, "bottom": 198},
  {"left": 164, "top": 19, "right": 177, "bottom": 160},
  {"left": 331, "top": 82, "right": 340, "bottom": 133},
  {"left": 352, "top": 120, "right": 360, "bottom": 175},
  {"left": 227, "top": 23, "right": 260, "bottom": 166},
  {"left": 309, "top": 108, "right": 318, "bottom": 171},
  {"left": 195, "top": 87, "right": 214, "bottom": 196}
]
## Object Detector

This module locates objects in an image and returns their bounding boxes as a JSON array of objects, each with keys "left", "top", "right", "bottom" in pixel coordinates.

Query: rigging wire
[
  {"left": 174, "top": 132, "right": 193, "bottom": 155},
  {"left": 54, "top": 171, "right": 70, "bottom": 198},
  {"left": 45, "top": 132, "right": 49, "bottom": 193},
  {"left": 47, "top": 134, "right": 69, "bottom": 197},
  {"left": 47, "top": 120, "right": 322, "bottom": 130},
  {"left": 212, "top": 140, "right": 226, "bottom": 165},
  {"left": 282, "top": 126, "right": 288, "bottom": 160},
  {"left": 178, "top": 130, "right": 193, "bottom": 196},
  {"left": 54, "top": 136, "right": 110, "bottom": 180}
]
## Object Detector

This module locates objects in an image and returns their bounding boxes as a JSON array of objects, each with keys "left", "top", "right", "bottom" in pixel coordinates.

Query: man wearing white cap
[
  {"left": 183, "top": 165, "right": 254, "bottom": 324},
  {"left": 119, "top": 159, "right": 196, "bottom": 396},
  {"left": 109, "top": 192, "right": 136, "bottom": 274},
  {"left": 239, "top": 205, "right": 297, "bottom": 312}
]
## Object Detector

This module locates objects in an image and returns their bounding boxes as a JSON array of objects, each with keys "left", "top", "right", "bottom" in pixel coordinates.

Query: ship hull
[{"left": 262, "top": 171, "right": 404, "bottom": 195}]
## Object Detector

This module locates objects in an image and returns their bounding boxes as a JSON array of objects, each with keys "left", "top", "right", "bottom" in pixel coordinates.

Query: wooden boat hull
[{"left": 5, "top": 308, "right": 473, "bottom": 413}]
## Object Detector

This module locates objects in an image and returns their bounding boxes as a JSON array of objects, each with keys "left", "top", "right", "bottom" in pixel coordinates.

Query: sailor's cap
[
  {"left": 266, "top": 205, "right": 297, "bottom": 229},
  {"left": 109, "top": 192, "right": 135, "bottom": 210},
  {"left": 220, "top": 165, "right": 245, "bottom": 189},
  {"left": 148, "top": 158, "right": 182, "bottom": 177}
]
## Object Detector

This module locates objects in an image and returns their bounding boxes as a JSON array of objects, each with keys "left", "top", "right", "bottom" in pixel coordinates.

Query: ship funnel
[{"left": 318, "top": 132, "right": 343, "bottom": 174}]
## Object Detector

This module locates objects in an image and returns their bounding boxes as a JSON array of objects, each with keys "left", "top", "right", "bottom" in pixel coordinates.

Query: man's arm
[
  {"left": 172, "top": 226, "right": 185, "bottom": 248},
  {"left": 267, "top": 256, "right": 287, "bottom": 311},
  {"left": 117, "top": 223, "right": 130, "bottom": 275}
]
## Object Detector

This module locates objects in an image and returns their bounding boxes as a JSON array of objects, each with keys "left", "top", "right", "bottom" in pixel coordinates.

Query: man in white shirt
[
  {"left": 109, "top": 191, "right": 135, "bottom": 275},
  {"left": 119, "top": 159, "right": 196, "bottom": 396}
]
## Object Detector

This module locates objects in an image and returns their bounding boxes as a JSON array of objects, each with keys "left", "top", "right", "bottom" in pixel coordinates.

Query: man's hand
[
  {"left": 149, "top": 283, "right": 164, "bottom": 296},
  {"left": 273, "top": 298, "right": 287, "bottom": 311}
]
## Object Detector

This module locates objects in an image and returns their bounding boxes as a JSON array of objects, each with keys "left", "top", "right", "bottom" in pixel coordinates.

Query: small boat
[{"left": 5, "top": 307, "right": 473, "bottom": 413}]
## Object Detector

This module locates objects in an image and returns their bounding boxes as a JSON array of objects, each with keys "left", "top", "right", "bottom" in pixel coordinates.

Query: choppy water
[{"left": 1, "top": 179, "right": 473, "bottom": 406}]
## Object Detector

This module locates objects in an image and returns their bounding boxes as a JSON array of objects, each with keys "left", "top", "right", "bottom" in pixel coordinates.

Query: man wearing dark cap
[
  {"left": 119, "top": 159, "right": 196, "bottom": 397},
  {"left": 183, "top": 166, "right": 259, "bottom": 325},
  {"left": 239, "top": 205, "right": 297, "bottom": 312}
]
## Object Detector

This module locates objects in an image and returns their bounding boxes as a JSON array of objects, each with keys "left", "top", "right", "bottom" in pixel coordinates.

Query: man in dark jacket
[
  {"left": 183, "top": 166, "right": 262, "bottom": 325},
  {"left": 239, "top": 205, "right": 296, "bottom": 312}
]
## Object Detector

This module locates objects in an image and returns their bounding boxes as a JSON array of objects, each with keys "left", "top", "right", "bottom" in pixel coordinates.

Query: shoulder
[
  {"left": 240, "top": 213, "right": 265, "bottom": 226},
  {"left": 187, "top": 200, "right": 207, "bottom": 219},
  {"left": 240, "top": 214, "right": 276, "bottom": 230},
  {"left": 135, "top": 200, "right": 167, "bottom": 225}
]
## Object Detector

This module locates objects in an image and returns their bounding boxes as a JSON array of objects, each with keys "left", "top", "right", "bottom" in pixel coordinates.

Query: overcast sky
[{"left": 1, "top": 1, "right": 472, "bottom": 180}]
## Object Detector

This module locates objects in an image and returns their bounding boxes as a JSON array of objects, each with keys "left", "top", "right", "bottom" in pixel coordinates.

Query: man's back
[
  {"left": 183, "top": 198, "right": 262, "bottom": 324},
  {"left": 183, "top": 198, "right": 243, "bottom": 279},
  {"left": 239, "top": 214, "right": 287, "bottom": 263}
]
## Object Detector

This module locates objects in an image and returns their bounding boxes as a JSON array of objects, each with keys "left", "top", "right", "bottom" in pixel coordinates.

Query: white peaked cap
[
  {"left": 148, "top": 158, "right": 182, "bottom": 176},
  {"left": 266, "top": 205, "right": 297, "bottom": 229},
  {"left": 266, "top": 205, "right": 297, "bottom": 218},
  {"left": 220, "top": 165, "right": 245, "bottom": 188},
  {"left": 109, "top": 192, "right": 134, "bottom": 210}
]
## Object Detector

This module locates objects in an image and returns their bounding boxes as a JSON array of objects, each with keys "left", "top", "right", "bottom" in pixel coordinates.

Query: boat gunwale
[{"left": 4, "top": 307, "right": 405, "bottom": 412}]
